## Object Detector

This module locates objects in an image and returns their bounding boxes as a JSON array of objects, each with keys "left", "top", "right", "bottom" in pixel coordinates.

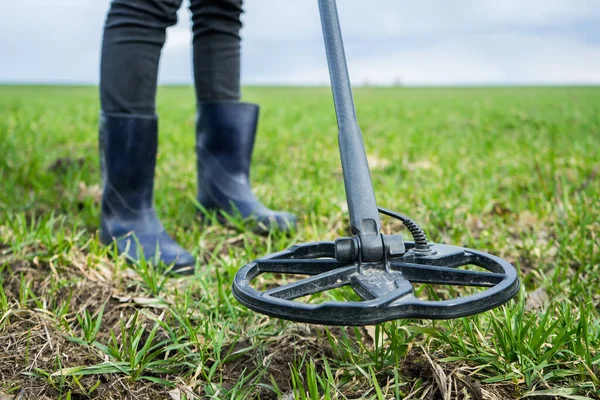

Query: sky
[{"left": 1, "top": 0, "right": 599, "bottom": 86}]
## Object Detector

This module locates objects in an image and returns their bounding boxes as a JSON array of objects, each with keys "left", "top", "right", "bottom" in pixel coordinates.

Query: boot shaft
[
  {"left": 100, "top": 113, "right": 158, "bottom": 213},
  {"left": 195, "top": 102, "right": 259, "bottom": 176}
]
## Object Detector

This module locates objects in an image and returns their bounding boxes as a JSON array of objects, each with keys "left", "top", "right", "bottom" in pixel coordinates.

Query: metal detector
[{"left": 232, "top": 0, "right": 520, "bottom": 326}]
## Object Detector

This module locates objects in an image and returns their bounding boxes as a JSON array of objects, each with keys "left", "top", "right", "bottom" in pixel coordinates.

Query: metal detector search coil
[
  {"left": 233, "top": 239, "right": 520, "bottom": 326},
  {"left": 232, "top": 0, "right": 520, "bottom": 326}
]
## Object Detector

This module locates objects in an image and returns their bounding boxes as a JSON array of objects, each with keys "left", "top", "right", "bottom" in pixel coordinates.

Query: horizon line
[{"left": 1, "top": 82, "right": 599, "bottom": 88}]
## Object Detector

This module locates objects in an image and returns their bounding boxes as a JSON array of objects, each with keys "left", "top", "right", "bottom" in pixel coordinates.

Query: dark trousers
[{"left": 100, "top": 0, "right": 243, "bottom": 115}]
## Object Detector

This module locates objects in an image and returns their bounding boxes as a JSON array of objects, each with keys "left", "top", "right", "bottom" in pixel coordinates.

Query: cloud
[
  {"left": 0, "top": 0, "right": 599, "bottom": 85},
  {"left": 268, "top": 34, "right": 600, "bottom": 85}
]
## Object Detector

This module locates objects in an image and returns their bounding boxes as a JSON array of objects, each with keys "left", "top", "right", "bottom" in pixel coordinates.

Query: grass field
[{"left": 0, "top": 85, "right": 599, "bottom": 399}]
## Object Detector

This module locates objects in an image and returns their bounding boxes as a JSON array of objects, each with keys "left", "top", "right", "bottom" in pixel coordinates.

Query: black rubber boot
[
  {"left": 99, "top": 113, "right": 196, "bottom": 275},
  {"left": 195, "top": 102, "right": 297, "bottom": 233}
]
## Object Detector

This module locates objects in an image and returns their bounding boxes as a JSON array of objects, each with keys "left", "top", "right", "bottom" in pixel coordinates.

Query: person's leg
[
  {"left": 190, "top": 0, "right": 297, "bottom": 233},
  {"left": 99, "top": 0, "right": 195, "bottom": 274},
  {"left": 101, "top": 0, "right": 181, "bottom": 114},
  {"left": 189, "top": 0, "right": 242, "bottom": 102}
]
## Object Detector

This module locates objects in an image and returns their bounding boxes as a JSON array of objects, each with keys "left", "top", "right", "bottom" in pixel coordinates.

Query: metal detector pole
[{"left": 318, "top": 0, "right": 383, "bottom": 261}]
